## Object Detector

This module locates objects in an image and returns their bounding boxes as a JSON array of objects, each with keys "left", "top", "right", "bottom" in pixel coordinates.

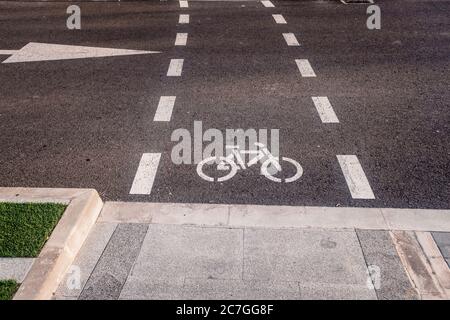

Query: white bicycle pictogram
[{"left": 196, "top": 142, "right": 303, "bottom": 183}]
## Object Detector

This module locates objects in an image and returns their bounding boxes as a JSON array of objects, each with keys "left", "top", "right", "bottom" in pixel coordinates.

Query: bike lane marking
[
  {"left": 175, "top": 33, "right": 188, "bottom": 46},
  {"left": 283, "top": 33, "right": 300, "bottom": 46},
  {"left": 261, "top": 1, "right": 275, "bottom": 8},
  {"left": 179, "top": 14, "right": 190, "bottom": 24},
  {"left": 154, "top": 96, "right": 176, "bottom": 122},
  {"left": 130, "top": 153, "right": 162, "bottom": 195},
  {"left": 179, "top": 0, "right": 189, "bottom": 8},
  {"left": 295, "top": 59, "right": 316, "bottom": 77},
  {"left": 337, "top": 155, "right": 375, "bottom": 199},
  {"left": 311, "top": 97, "right": 339, "bottom": 123},
  {"left": 167, "top": 58, "right": 184, "bottom": 76},
  {"left": 272, "top": 14, "right": 287, "bottom": 24}
]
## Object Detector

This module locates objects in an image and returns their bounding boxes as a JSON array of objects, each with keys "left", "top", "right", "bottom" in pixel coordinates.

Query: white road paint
[
  {"left": 154, "top": 96, "right": 176, "bottom": 122},
  {"left": 283, "top": 33, "right": 300, "bottom": 46},
  {"left": 0, "top": 42, "right": 159, "bottom": 64},
  {"left": 179, "top": 14, "right": 190, "bottom": 24},
  {"left": 175, "top": 33, "right": 188, "bottom": 46},
  {"left": 295, "top": 59, "right": 316, "bottom": 77},
  {"left": 261, "top": 0, "right": 275, "bottom": 7},
  {"left": 337, "top": 155, "right": 375, "bottom": 199},
  {"left": 179, "top": 0, "right": 188, "bottom": 8},
  {"left": 130, "top": 153, "right": 162, "bottom": 195},
  {"left": 167, "top": 59, "right": 184, "bottom": 76},
  {"left": 272, "top": 14, "right": 287, "bottom": 24},
  {"left": 311, "top": 96, "right": 339, "bottom": 123}
]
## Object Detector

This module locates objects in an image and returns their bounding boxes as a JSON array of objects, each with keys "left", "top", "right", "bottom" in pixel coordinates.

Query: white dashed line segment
[
  {"left": 261, "top": 0, "right": 275, "bottom": 7},
  {"left": 272, "top": 14, "right": 287, "bottom": 24},
  {"left": 179, "top": 0, "right": 188, "bottom": 8},
  {"left": 179, "top": 14, "right": 190, "bottom": 24},
  {"left": 167, "top": 59, "right": 184, "bottom": 77},
  {"left": 154, "top": 96, "right": 176, "bottom": 122},
  {"left": 283, "top": 33, "right": 300, "bottom": 46},
  {"left": 337, "top": 155, "right": 375, "bottom": 199},
  {"left": 295, "top": 59, "right": 316, "bottom": 77},
  {"left": 130, "top": 153, "right": 162, "bottom": 195},
  {"left": 175, "top": 33, "right": 188, "bottom": 46},
  {"left": 312, "top": 97, "right": 339, "bottom": 123}
]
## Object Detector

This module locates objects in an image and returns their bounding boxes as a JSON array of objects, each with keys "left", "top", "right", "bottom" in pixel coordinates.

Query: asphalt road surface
[{"left": 0, "top": 0, "right": 448, "bottom": 208}]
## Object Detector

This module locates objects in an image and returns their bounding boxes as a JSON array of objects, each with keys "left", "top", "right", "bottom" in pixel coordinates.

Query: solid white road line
[
  {"left": 179, "top": 0, "right": 188, "bottom": 8},
  {"left": 295, "top": 59, "right": 316, "bottom": 77},
  {"left": 261, "top": 0, "right": 275, "bottom": 7},
  {"left": 175, "top": 33, "right": 188, "bottom": 46},
  {"left": 154, "top": 96, "right": 176, "bottom": 122},
  {"left": 283, "top": 33, "right": 300, "bottom": 46},
  {"left": 130, "top": 153, "right": 162, "bottom": 195},
  {"left": 311, "top": 97, "right": 339, "bottom": 123},
  {"left": 272, "top": 14, "right": 287, "bottom": 24},
  {"left": 179, "top": 14, "right": 190, "bottom": 24},
  {"left": 167, "top": 59, "right": 184, "bottom": 76},
  {"left": 337, "top": 155, "right": 375, "bottom": 199}
]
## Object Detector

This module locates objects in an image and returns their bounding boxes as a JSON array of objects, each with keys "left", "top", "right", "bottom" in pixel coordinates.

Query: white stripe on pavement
[
  {"left": 261, "top": 0, "right": 275, "bottom": 7},
  {"left": 337, "top": 155, "right": 375, "bottom": 199},
  {"left": 154, "top": 96, "right": 176, "bottom": 122},
  {"left": 272, "top": 14, "right": 287, "bottom": 24},
  {"left": 283, "top": 33, "right": 300, "bottom": 46},
  {"left": 130, "top": 153, "right": 162, "bottom": 195},
  {"left": 295, "top": 59, "right": 316, "bottom": 77},
  {"left": 179, "top": 14, "right": 189, "bottom": 24},
  {"left": 312, "top": 97, "right": 339, "bottom": 123},
  {"left": 175, "top": 33, "right": 188, "bottom": 46},
  {"left": 167, "top": 59, "right": 184, "bottom": 76},
  {"left": 179, "top": 0, "right": 188, "bottom": 8}
]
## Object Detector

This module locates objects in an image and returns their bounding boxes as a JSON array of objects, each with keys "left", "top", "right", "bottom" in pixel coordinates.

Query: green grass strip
[
  {"left": 0, "top": 280, "right": 19, "bottom": 300},
  {"left": 0, "top": 202, "right": 66, "bottom": 257}
]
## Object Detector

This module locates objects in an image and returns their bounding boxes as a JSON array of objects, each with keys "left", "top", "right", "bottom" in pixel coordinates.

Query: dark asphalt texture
[{"left": 0, "top": 0, "right": 448, "bottom": 208}]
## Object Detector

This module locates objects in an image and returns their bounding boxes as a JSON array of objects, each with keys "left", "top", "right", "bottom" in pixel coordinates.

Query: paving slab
[
  {"left": 356, "top": 229, "right": 418, "bottom": 300},
  {"left": 79, "top": 223, "right": 148, "bottom": 300},
  {"left": 431, "top": 232, "right": 450, "bottom": 260},
  {"left": 54, "top": 222, "right": 117, "bottom": 299},
  {"left": 0, "top": 258, "right": 35, "bottom": 282},
  {"left": 243, "top": 228, "right": 370, "bottom": 287},
  {"left": 299, "top": 283, "right": 377, "bottom": 300}
]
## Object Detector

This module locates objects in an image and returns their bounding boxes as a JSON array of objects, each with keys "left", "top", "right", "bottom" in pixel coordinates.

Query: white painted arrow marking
[{"left": 0, "top": 42, "right": 160, "bottom": 64}]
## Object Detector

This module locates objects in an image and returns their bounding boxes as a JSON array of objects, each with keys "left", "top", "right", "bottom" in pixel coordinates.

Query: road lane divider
[
  {"left": 261, "top": 0, "right": 275, "bottom": 7},
  {"left": 312, "top": 97, "right": 339, "bottom": 123},
  {"left": 295, "top": 59, "right": 316, "bottom": 77},
  {"left": 337, "top": 155, "right": 375, "bottom": 199},
  {"left": 130, "top": 153, "right": 162, "bottom": 195},
  {"left": 179, "top": 0, "right": 188, "bottom": 8},
  {"left": 272, "top": 14, "right": 287, "bottom": 24},
  {"left": 283, "top": 33, "right": 300, "bottom": 46},
  {"left": 179, "top": 14, "right": 190, "bottom": 24},
  {"left": 154, "top": 96, "right": 176, "bottom": 122},
  {"left": 167, "top": 59, "right": 184, "bottom": 76},
  {"left": 175, "top": 33, "right": 188, "bottom": 46}
]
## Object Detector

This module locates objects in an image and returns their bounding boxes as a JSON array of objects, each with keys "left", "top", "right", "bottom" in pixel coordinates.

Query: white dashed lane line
[
  {"left": 154, "top": 96, "right": 176, "bottom": 122},
  {"left": 167, "top": 59, "right": 184, "bottom": 76},
  {"left": 272, "top": 14, "right": 287, "bottom": 24},
  {"left": 179, "top": 14, "right": 189, "bottom": 24},
  {"left": 311, "top": 97, "right": 339, "bottom": 123},
  {"left": 179, "top": 0, "right": 188, "bottom": 8},
  {"left": 261, "top": 0, "right": 275, "bottom": 7},
  {"left": 175, "top": 33, "right": 188, "bottom": 46},
  {"left": 283, "top": 33, "right": 300, "bottom": 46},
  {"left": 295, "top": 59, "right": 316, "bottom": 77},
  {"left": 130, "top": 153, "right": 162, "bottom": 195},
  {"left": 337, "top": 155, "right": 375, "bottom": 199}
]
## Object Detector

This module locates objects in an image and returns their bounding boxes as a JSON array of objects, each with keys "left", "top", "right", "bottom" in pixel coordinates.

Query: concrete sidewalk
[{"left": 53, "top": 203, "right": 450, "bottom": 300}]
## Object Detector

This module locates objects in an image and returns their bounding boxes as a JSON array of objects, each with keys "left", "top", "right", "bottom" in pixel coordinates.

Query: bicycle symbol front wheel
[
  {"left": 261, "top": 157, "right": 303, "bottom": 183},
  {"left": 197, "top": 156, "right": 238, "bottom": 182}
]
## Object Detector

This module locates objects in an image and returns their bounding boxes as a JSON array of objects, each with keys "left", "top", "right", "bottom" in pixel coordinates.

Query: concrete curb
[
  {"left": 99, "top": 202, "right": 450, "bottom": 232},
  {"left": 0, "top": 188, "right": 103, "bottom": 300}
]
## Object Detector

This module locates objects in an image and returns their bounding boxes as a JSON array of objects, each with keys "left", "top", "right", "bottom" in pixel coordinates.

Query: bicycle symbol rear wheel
[{"left": 261, "top": 157, "right": 303, "bottom": 183}]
